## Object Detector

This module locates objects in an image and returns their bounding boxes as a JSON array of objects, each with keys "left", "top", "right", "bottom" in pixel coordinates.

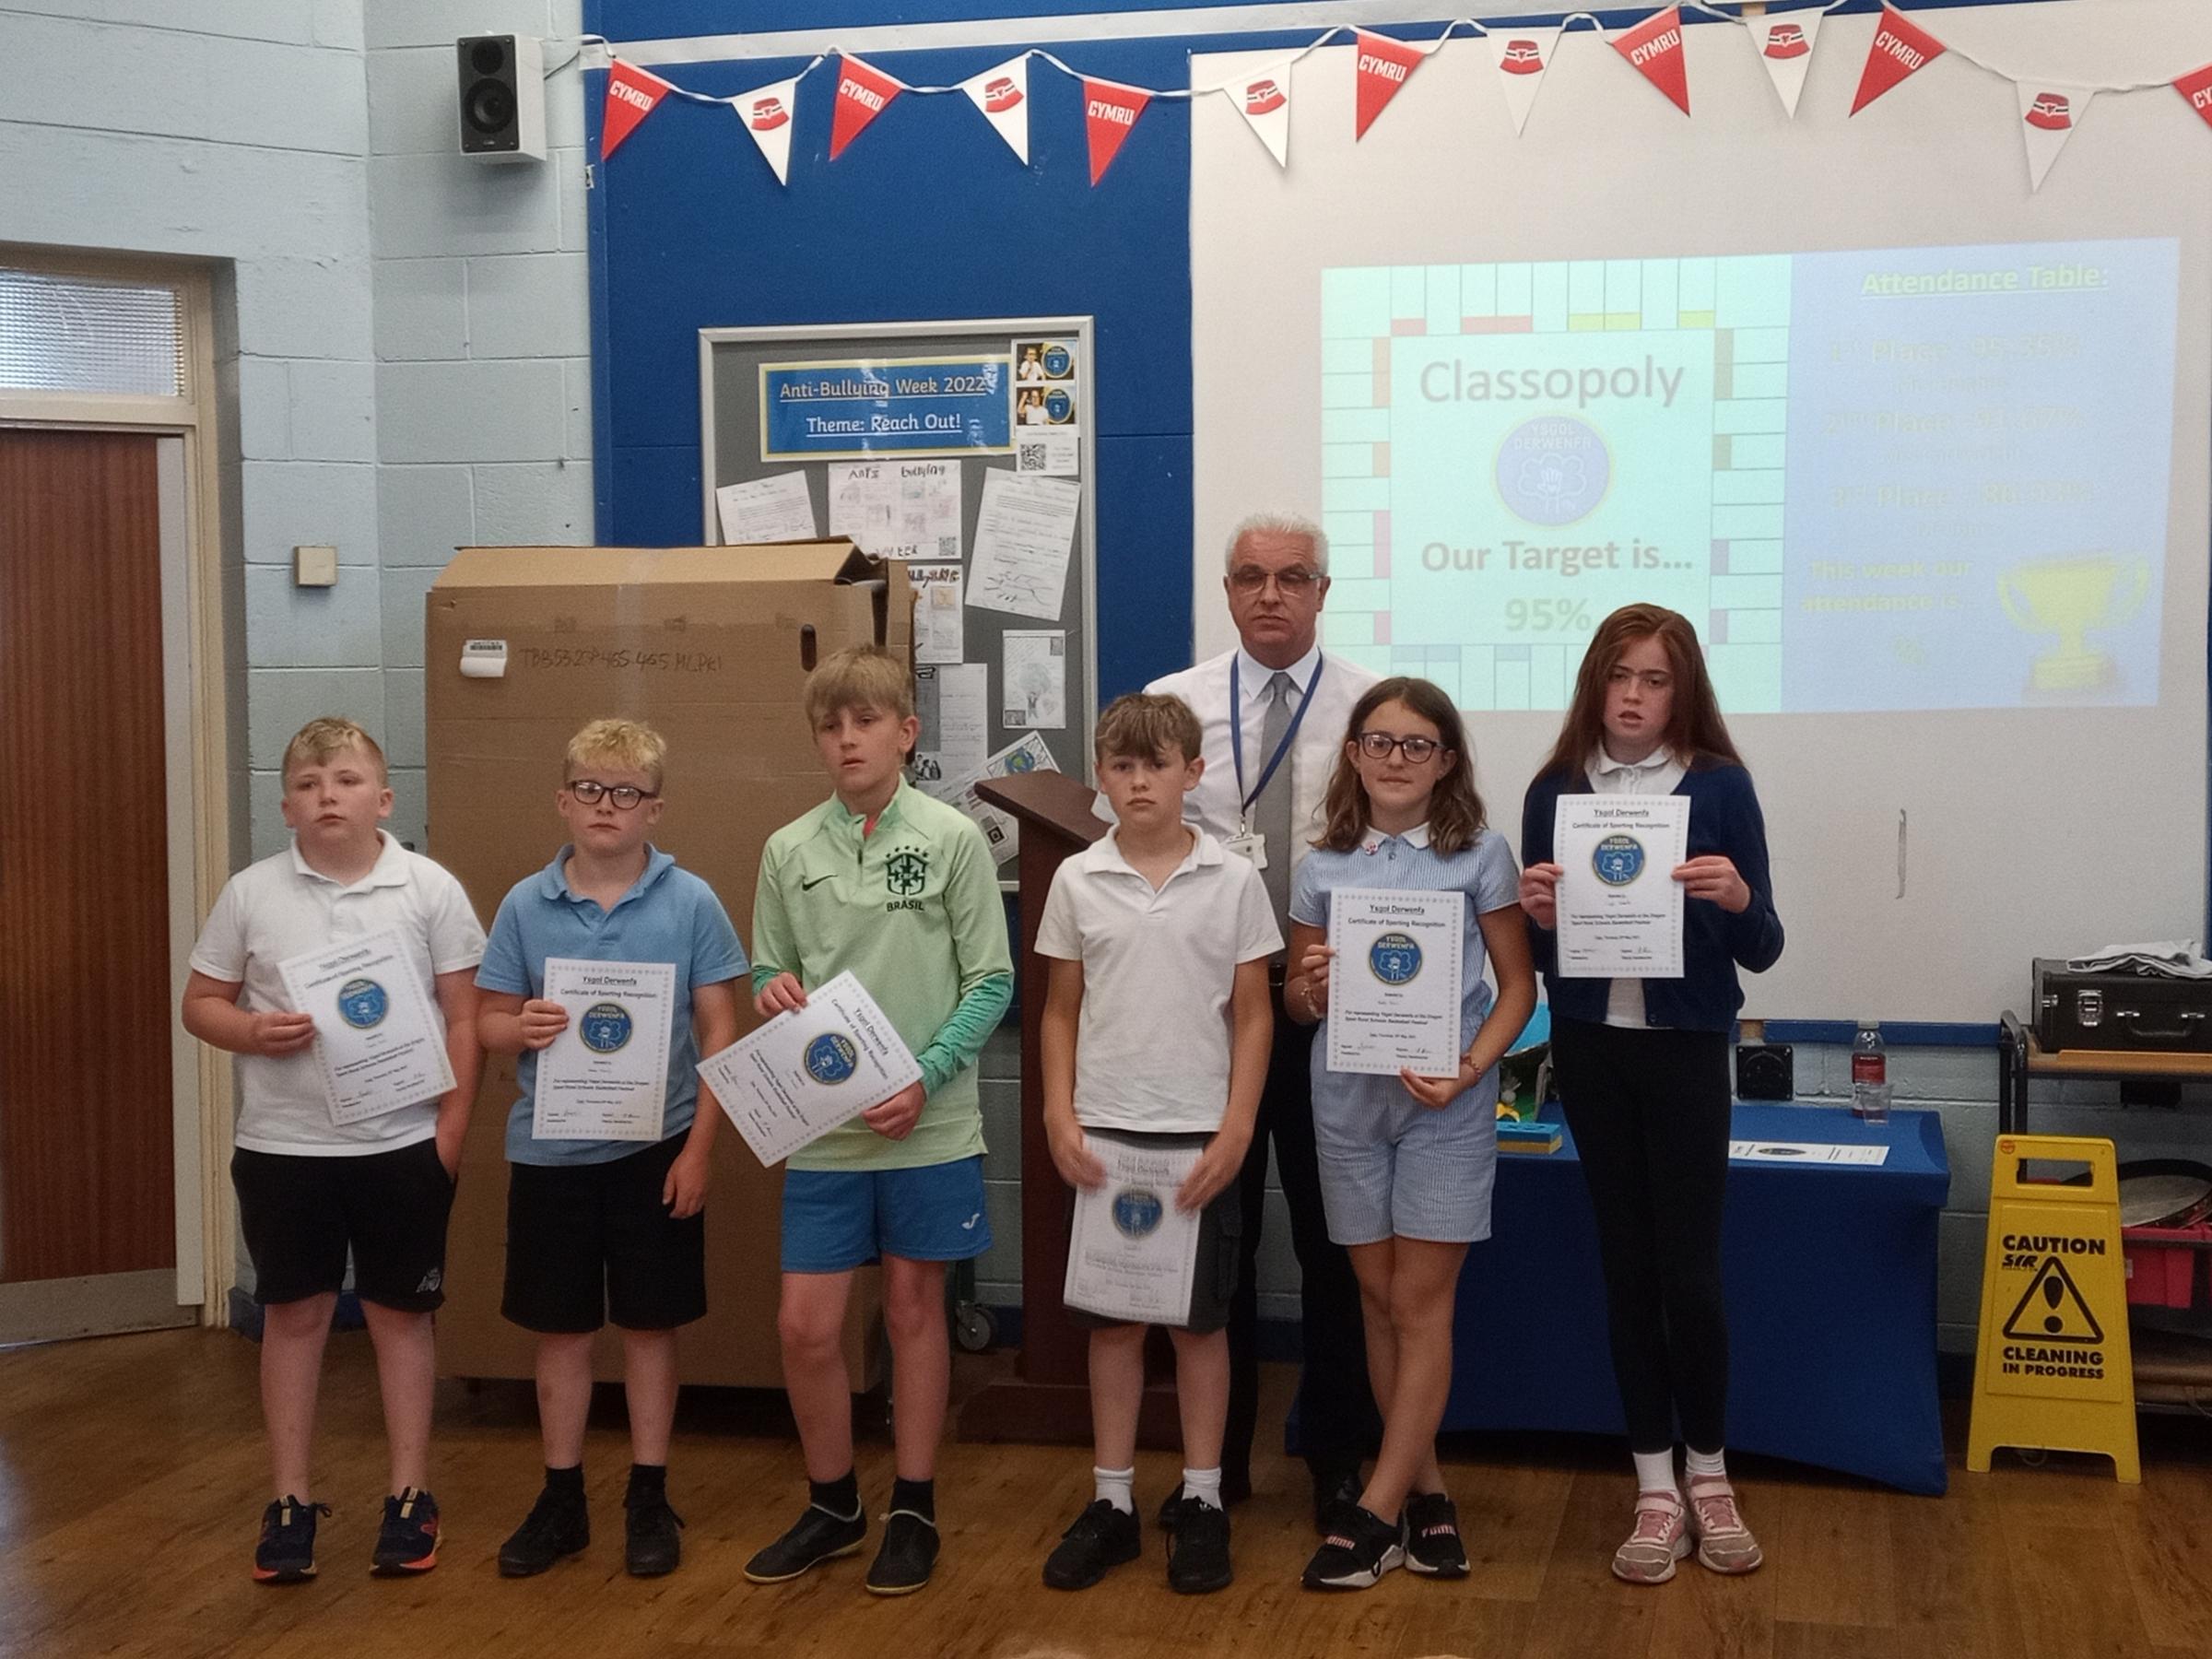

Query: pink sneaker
[
  {"left": 1686, "top": 1477, "right": 1763, "bottom": 1575},
  {"left": 1610, "top": 1491, "right": 1688, "bottom": 1584}
]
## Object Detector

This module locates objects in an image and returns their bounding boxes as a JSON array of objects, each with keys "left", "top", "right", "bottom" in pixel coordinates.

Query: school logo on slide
[
  {"left": 1112, "top": 1188, "right": 1165, "bottom": 1239},
  {"left": 579, "top": 1002, "right": 633, "bottom": 1053},
  {"left": 1496, "top": 416, "right": 1611, "bottom": 526},
  {"left": 886, "top": 848, "right": 929, "bottom": 897},
  {"left": 337, "top": 978, "right": 389, "bottom": 1030},
  {"left": 805, "top": 1032, "right": 859, "bottom": 1085},
  {"left": 1369, "top": 932, "right": 1424, "bottom": 985},
  {"left": 1593, "top": 834, "right": 1647, "bottom": 886}
]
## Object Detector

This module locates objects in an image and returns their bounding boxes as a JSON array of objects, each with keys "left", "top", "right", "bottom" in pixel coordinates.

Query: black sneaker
[
  {"left": 1042, "top": 1500, "right": 1140, "bottom": 1590},
  {"left": 1312, "top": 1467, "right": 1365, "bottom": 1537},
  {"left": 865, "top": 1509, "right": 940, "bottom": 1596},
  {"left": 1164, "top": 1495, "right": 1232, "bottom": 1594},
  {"left": 1302, "top": 1503, "right": 1406, "bottom": 1591},
  {"left": 497, "top": 1487, "right": 589, "bottom": 1578},
  {"left": 743, "top": 1502, "right": 867, "bottom": 1584},
  {"left": 1404, "top": 1490, "right": 1469, "bottom": 1579},
  {"left": 625, "top": 1492, "right": 685, "bottom": 1578},
  {"left": 371, "top": 1488, "right": 441, "bottom": 1576},
  {"left": 1155, "top": 1471, "right": 1251, "bottom": 1530},
  {"left": 253, "top": 1496, "right": 329, "bottom": 1584}
]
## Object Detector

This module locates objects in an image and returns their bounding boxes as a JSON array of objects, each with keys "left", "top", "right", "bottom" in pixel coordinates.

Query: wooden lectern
[{"left": 956, "top": 771, "right": 1185, "bottom": 1446}]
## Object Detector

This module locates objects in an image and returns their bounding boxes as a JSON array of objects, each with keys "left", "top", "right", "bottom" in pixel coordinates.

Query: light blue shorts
[
  {"left": 1311, "top": 1077, "right": 1498, "bottom": 1247},
  {"left": 780, "top": 1156, "right": 992, "bottom": 1273}
]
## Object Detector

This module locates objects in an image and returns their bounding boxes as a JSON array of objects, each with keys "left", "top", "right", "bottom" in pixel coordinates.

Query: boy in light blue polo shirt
[{"left": 476, "top": 719, "right": 746, "bottom": 1582}]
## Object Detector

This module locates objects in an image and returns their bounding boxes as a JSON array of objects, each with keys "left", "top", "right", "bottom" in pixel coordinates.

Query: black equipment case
[{"left": 2032, "top": 957, "right": 2212, "bottom": 1053}]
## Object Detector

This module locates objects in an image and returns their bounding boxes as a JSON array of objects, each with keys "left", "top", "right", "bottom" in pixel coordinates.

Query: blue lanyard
[{"left": 1230, "top": 653, "right": 1324, "bottom": 818}]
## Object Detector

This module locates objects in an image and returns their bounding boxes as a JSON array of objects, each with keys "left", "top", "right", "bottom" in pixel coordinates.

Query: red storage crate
[{"left": 2122, "top": 1222, "right": 2210, "bottom": 1309}]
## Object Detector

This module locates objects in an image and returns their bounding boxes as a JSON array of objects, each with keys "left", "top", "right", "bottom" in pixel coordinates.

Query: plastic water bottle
[{"left": 1851, "top": 1021, "right": 1890, "bottom": 1123}]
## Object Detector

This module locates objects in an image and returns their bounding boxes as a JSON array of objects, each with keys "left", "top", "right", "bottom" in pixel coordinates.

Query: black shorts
[
  {"left": 232, "top": 1138, "right": 454, "bottom": 1312},
  {"left": 501, "top": 1134, "right": 706, "bottom": 1335},
  {"left": 1065, "top": 1130, "right": 1242, "bottom": 1335}
]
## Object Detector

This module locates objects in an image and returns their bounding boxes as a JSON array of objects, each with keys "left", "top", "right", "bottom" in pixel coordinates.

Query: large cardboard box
[{"left": 426, "top": 543, "right": 910, "bottom": 1388}]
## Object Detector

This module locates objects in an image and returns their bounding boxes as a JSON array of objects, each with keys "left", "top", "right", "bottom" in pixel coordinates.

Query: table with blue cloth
[{"left": 1442, "top": 1103, "right": 1950, "bottom": 1495}]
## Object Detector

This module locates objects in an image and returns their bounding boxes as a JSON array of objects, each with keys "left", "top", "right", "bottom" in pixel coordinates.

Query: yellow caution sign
[{"left": 1967, "top": 1135, "right": 2137, "bottom": 1482}]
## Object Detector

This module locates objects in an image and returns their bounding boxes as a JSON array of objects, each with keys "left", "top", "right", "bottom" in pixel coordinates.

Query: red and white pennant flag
[
  {"left": 1225, "top": 59, "right": 1295, "bottom": 167},
  {"left": 1851, "top": 5, "right": 1946, "bottom": 116},
  {"left": 1352, "top": 29, "right": 1431, "bottom": 141},
  {"left": 2177, "top": 61, "right": 2212, "bottom": 130},
  {"left": 830, "top": 53, "right": 901, "bottom": 160},
  {"left": 734, "top": 76, "right": 800, "bottom": 184},
  {"left": 1083, "top": 77, "right": 1151, "bottom": 184},
  {"left": 1613, "top": 8, "right": 1689, "bottom": 116},
  {"left": 960, "top": 55, "right": 1031, "bottom": 164},
  {"left": 1487, "top": 26, "right": 1561, "bottom": 135},
  {"left": 1747, "top": 9, "right": 1823, "bottom": 120},
  {"left": 2018, "top": 83, "right": 2094, "bottom": 192},
  {"left": 601, "top": 60, "right": 674, "bottom": 159}
]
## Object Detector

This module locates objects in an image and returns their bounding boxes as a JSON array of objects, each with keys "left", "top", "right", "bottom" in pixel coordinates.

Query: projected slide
[{"left": 1318, "top": 240, "right": 2177, "bottom": 712}]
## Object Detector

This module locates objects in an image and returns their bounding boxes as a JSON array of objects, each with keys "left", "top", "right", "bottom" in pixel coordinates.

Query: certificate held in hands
[
  {"left": 1326, "top": 888, "right": 1465, "bottom": 1077},
  {"left": 1552, "top": 794, "right": 1691, "bottom": 978},
  {"left": 277, "top": 927, "right": 455, "bottom": 1127},
  {"left": 534, "top": 959, "right": 677, "bottom": 1141},
  {"left": 1063, "top": 1133, "right": 1203, "bottom": 1326},
  {"left": 698, "top": 971, "right": 922, "bottom": 1168}
]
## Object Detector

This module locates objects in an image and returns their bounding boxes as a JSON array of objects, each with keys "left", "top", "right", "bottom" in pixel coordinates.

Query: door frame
[{"left": 0, "top": 245, "right": 236, "bottom": 1324}]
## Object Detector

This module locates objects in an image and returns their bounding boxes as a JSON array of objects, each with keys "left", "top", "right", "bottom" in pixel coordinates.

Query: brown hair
[
  {"left": 805, "top": 645, "right": 915, "bottom": 726},
  {"left": 1537, "top": 603, "right": 1743, "bottom": 782},
  {"left": 566, "top": 718, "right": 667, "bottom": 792},
  {"left": 1093, "top": 692, "right": 1202, "bottom": 767},
  {"left": 1315, "top": 677, "right": 1488, "bottom": 856},
  {"left": 282, "top": 717, "right": 388, "bottom": 784}
]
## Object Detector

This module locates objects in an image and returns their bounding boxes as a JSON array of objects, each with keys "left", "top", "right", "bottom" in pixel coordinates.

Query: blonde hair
[
  {"left": 282, "top": 717, "right": 387, "bottom": 784},
  {"left": 805, "top": 645, "right": 915, "bottom": 726},
  {"left": 565, "top": 718, "right": 667, "bottom": 791},
  {"left": 1094, "top": 692, "right": 1202, "bottom": 767}
]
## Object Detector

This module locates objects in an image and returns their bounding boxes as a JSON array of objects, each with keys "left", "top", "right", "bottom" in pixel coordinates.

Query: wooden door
[{"left": 0, "top": 429, "right": 182, "bottom": 1333}]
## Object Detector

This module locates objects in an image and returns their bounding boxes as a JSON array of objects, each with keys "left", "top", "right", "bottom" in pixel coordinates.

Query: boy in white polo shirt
[
  {"left": 1035, "top": 693, "right": 1279, "bottom": 1596},
  {"left": 182, "top": 718, "right": 485, "bottom": 1585}
]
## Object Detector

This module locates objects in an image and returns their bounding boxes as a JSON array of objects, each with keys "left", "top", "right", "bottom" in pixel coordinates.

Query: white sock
[
  {"left": 1182, "top": 1466, "right": 1224, "bottom": 1512},
  {"left": 1093, "top": 1465, "right": 1135, "bottom": 1516},
  {"left": 1632, "top": 1449, "right": 1680, "bottom": 1501},
  {"left": 1683, "top": 1447, "right": 1727, "bottom": 1485}
]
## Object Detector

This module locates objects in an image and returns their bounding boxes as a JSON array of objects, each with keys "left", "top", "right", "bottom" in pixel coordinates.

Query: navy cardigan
[{"left": 1520, "top": 761, "right": 1784, "bottom": 1034}]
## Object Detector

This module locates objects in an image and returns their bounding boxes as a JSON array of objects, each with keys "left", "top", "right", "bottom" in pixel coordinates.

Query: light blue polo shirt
[{"left": 477, "top": 845, "right": 748, "bottom": 1166}]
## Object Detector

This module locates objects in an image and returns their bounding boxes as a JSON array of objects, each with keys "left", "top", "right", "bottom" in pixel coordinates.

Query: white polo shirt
[
  {"left": 189, "top": 832, "right": 487, "bottom": 1157},
  {"left": 1145, "top": 642, "right": 1381, "bottom": 877},
  {"left": 1035, "top": 828, "right": 1283, "bottom": 1133}
]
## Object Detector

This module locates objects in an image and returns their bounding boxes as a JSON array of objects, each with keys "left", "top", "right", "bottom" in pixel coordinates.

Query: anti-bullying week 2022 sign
[{"left": 760, "top": 357, "right": 1015, "bottom": 460}]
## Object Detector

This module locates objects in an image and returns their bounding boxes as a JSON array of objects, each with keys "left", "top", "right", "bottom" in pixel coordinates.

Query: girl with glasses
[
  {"left": 1517, "top": 604, "right": 1783, "bottom": 1584},
  {"left": 1282, "top": 677, "right": 1535, "bottom": 1591}
]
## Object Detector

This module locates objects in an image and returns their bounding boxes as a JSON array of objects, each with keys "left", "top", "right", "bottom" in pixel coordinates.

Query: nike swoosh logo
[
  {"left": 960, "top": 1212, "right": 982, "bottom": 1230},
  {"left": 802, "top": 874, "right": 835, "bottom": 890}
]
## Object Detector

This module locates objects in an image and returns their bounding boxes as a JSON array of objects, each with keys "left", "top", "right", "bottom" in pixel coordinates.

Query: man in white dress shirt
[{"left": 1146, "top": 512, "right": 1382, "bottom": 1527}]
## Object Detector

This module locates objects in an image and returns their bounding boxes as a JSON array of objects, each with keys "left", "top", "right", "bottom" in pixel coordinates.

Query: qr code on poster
[{"left": 1018, "top": 441, "right": 1048, "bottom": 472}]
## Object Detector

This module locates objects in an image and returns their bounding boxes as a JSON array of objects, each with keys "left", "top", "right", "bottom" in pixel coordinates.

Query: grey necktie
[{"left": 1254, "top": 670, "right": 1296, "bottom": 926}]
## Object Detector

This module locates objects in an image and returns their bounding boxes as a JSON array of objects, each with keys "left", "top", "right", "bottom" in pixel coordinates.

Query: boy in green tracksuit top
[{"left": 741, "top": 645, "right": 1014, "bottom": 1598}]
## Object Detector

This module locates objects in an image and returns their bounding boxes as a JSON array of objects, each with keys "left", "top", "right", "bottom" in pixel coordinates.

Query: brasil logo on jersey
[
  {"left": 1370, "top": 932, "right": 1423, "bottom": 985},
  {"left": 579, "top": 1002, "right": 633, "bottom": 1053},
  {"left": 886, "top": 848, "right": 929, "bottom": 897},
  {"left": 805, "top": 1032, "right": 859, "bottom": 1084},
  {"left": 336, "top": 978, "right": 388, "bottom": 1030}
]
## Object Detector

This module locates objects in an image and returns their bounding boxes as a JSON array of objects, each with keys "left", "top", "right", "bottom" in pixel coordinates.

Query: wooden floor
[{"left": 4, "top": 1329, "right": 2212, "bottom": 1659}]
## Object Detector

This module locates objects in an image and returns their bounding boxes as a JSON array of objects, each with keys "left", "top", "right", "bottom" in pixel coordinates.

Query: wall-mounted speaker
[{"left": 457, "top": 34, "right": 546, "bottom": 163}]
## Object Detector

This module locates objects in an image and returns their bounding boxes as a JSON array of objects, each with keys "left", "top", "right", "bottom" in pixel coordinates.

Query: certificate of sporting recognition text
[
  {"left": 277, "top": 928, "right": 456, "bottom": 1127},
  {"left": 1325, "top": 888, "right": 1465, "bottom": 1077},
  {"left": 533, "top": 959, "right": 677, "bottom": 1141},
  {"left": 1552, "top": 794, "right": 1691, "bottom": 978},
  {"left": 698, "top": 971, "right": 923, "bottom": 1168},
  {"left": 1063, "top": 1132, "right": 1203, "bottom": 1326}
]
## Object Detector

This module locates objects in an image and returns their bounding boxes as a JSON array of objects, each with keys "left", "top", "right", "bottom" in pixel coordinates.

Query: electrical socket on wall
[{"left": 1735, "top": 1042, "right": 1794, "bottom": 1101}]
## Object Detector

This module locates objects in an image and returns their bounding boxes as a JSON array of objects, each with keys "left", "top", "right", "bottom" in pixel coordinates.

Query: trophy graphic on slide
[{"left": 1997, "top": 552, "right": 2148, "bottom": 695}]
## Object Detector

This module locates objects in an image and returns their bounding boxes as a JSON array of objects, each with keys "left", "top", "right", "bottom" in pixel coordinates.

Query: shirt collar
[
  {"left": 1235, "top": 640, "right": 1322, "bottom": 702},
  {"left": 829, "top": 778, "right": 910, "bottom": 838},
  {"left": 535, "top": 842, "right": 676, "bottom": 906},
  {"left": 288, "top": 830, "right": 408, "bottom": 890},
  {"left": 1591, "top": 745, "right": 1680, "bottom": 777},
  {"left": 1082, "top": 825, "right": 1220, "bottom": 877},
  {"left": 1358, "top": 821, "right": 1433, "bottom": 854}
]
